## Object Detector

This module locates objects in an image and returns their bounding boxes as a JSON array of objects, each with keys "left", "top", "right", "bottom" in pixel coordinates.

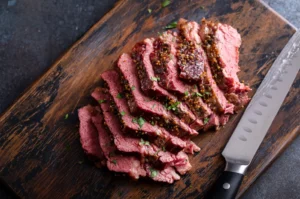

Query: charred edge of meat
[
  {"left": 151, "top": 38, "right": 171, "bottom": 76},
  {"left": 201, "top": 19, "right": 228, "bottom": 91},
  {"left": 198, "top": 72, "right": 224, "bottom": 113},
  {"left": 176, "top": 34, "right": 204, "bottom": 82}
]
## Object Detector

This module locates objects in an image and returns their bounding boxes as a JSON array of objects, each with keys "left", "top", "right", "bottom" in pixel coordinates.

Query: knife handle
[{"left": 206, "top": 171, "right": 244, "bottom": 199}]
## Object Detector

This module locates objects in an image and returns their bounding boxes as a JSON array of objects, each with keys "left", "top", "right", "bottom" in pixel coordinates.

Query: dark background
[{"left": 0, "top": 0, "right": 299, "bottom": 198}]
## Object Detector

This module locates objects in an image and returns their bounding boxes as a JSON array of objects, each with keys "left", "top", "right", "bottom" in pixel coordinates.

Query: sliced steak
[
  {"left": 199, "top": 19, "right": 250, "bottom": 109},
  {"left": 92, "top": 88, "right": 192, "bottom": 172},
  {"left": 178, "top": 18, "right": 234, "bottom": 115},
  {"left": 153, "top": 31, "right": 220, "bottom": 129},
  {"left": 145, "top": 164, "right": 180, "bottom": 184},
  {"left": 91, "top": 107, "right": 147, "bottom": 179},
  {"left": 131, "top": 38, "right": 203, "bottom": 130},
  {"left": 100, "top": 69, "right": 187, "bottom": 151},
  {"left": 78, "top": 105, "right": 106, "bottom": 167},
  {"left": 117, "top": 53, "right": 199, "bottom": 138}
]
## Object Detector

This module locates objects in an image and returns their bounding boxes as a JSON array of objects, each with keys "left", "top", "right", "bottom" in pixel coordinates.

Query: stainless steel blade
[{"left": 222, "top": 31, "right": 300, "bottom": 166}]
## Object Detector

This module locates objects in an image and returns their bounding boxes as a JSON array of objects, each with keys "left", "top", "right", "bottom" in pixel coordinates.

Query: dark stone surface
[{"left": 0, "top": 0, "right": 298, "bottom": 198}]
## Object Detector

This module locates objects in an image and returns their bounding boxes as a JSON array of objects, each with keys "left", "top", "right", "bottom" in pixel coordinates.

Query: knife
[{"left": 207, "top": 31, "right": 300, "bottom": 199}]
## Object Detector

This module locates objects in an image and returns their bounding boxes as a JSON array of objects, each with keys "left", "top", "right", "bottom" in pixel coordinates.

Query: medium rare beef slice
[
  {"left": 100, "top": 70, "right": 187, "bottom": 151},
  {"left": 151, "top": 31, "right": 190, "bottom": 94},
  {"left": 117, "top": 53, "right": 199, "bottom": 138},
  {"left": 199, "top": 19, "right": 250, "bottom": 108},
  {"left": 145, "top": 164, "right": 180, "bottom": 184},
  {"left": 78, "top": 105, "right": 106, "bottom": 167},
  {"left": 91, "top": 107, "right": 147, "bottom": 179},
  {"left": 131, "top": 38, "right": 203, "bottom": 130},
  {"left": 92, "top": 88, "right": 192, "bottom": 170},
  {"left": 178, "top": 19, "right": 234, "bottom": 115}
]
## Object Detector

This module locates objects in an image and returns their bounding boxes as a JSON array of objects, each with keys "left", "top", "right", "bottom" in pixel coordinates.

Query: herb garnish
[
  {"left": 165, "top": 101, "right": 181, "bottom": 111},
  {"left": 161, "top": 0, "right": 171, "bottom": 8},
  {"left": 65, "top": 114, "right": 69, "bottom": 119},
  {"left": 132, "top": 117, "right": 145, "bottom": 128},
  {"left": 200, "top": 6, "right": 205, "bottom": 10},
  {"left": 148, "top": 8, "right": 152, "bottom": 13},
  {"left": 111, "top": 160, "right": 117, "bottom": 165},
  {"left": 116, "top": 93, "right": 123, "bottom": 99},
  {"left": 150, "top": 168, "right": 158, "bottom": 178},
  {"left": 203, "top": 117, "right": 209, "bottom": 124},
  {"left": 98, "top": 99, "right": 106, "bottom": 104},
  {"left": 120, "top": 111, "right": 126, "bottom": 116},
  {"left": 165, "top": 21, "right": 177, "bottom": 30},
  {"left": 139, "top": 138, "right": 150, "bottom": 146},
  {"left": 78, "top": 160, "right": 84, "bottom": 164},
  {"left": 184, "top": 91, "right": 189, "bottom": 96},
  {"left": 151, "top": 76, "right": 160, "bottom": 82},
  {"left": 131, "top": 86, "right": 136, "bottom": 91},
  {"left": 193, "top": 92, "right": 203, "bottom": 97},
  {"left": 162, "top": 146, "right": 166, "bottom": 152}
]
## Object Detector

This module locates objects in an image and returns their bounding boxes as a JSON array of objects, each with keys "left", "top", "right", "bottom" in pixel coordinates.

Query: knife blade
[{"left": 207, "top": 31, "right": 300, "bottom": 199}]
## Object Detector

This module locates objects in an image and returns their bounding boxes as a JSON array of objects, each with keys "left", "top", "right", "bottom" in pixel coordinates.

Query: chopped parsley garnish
[
  {"left": 78, "top": 160, "right": 84, "bottom": 164},
  {"left": 205, "top": 91, "right": 211, "bottom": 96},
  {"left": 151, "top": 121, "right": 155, "bottom": 126},
  {"left": 161, "top": 0, "right": 171, "bottom": 8},
  {"left": 150, "top": 168, "right": 158, "bottom": 178},
  {"left": 111, "top": 160, "right": 117, "bottom": 165},
  {"left": 162, "top": 146, "right": 166, "bottom": 152},
  {"left": 193, "top": 92, "right": 203, "bottom": 97},
  {"left": 132, "top": 117, "right": 145, "bottom": 128},
  {"left": 165, "top": 101, "right": 181, "bottom": 111},
  {"left": 148, "top": 8, "right": 152, "bottom": 13},
  {"left": 120, "top": 111, "right": 126, "bottom": 116},
  {"left": 200, "top": 6, "right": 205, "bottom": 10},
  {"left": 184, "top": 91, "right": 189, "bottom": 96},
  {"left": 151, "top": 76, "right": 160, "bottom": 82},
  {"left": 137, "top": 117, "right": 145, "bottom": 128},
  {"left": 139, "top": 138, "right": 150, "bottom": 146},
  {"left": 157, "top": 32, "right": 162, "bottom": 36},
  {"left": 131, "top": 86, "right": 136, "bottom": 91},
  {"left": 116, "top": 93, "right": 123, "bottom": 99},
  {"left": 98, "top": 99, "right": 106, "bottom": 104},
  {"left": 204, "top": 117, "right": 209, "bottom": 124},
  {"left": 65, "top": 143, "right": 71, "bottom": 151},
  {"left": 165, "top": 21, "right": 177, "bottom": 30},
  {"left": 65, "top": 114, "right": 69, "bottom": 119}
]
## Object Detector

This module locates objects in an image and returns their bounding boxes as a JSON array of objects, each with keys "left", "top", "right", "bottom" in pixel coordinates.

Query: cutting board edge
[{"left": 0, "top": 0, "right": 298, "bottom": 198}]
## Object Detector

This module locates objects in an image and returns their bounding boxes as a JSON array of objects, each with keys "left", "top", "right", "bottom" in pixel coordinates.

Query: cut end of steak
[
  {"left": 91, "top": 108, "right": 147, "bottom": 179},
  {"left": 200, "top": 19, "right": 251, "bottom": 94},
  {"left": 177, "top": 18, "right": 205, "bottom": 81},
  {"left": 78, "top": 105, "right": 106, "bottom": 167},
  {"left": 173, "top": 151, "right": 192, "bottom": 175},
  {"left": 117, "top": 53, "right": 198, "bottom": 137},
  {"left": 145, "top": 165, "right": 180, "bottom": 184},
  {"left": 152, "top": 31, "right": 191, "bottom": 94}
]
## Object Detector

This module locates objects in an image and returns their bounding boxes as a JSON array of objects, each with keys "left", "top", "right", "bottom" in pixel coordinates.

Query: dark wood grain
[{"left": 0, "top": 0, "right": 299, "bottom": 198}]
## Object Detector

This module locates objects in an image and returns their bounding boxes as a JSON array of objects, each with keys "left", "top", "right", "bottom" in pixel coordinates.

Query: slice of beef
[
  {"left": 117, "top": 53, "right": 199, "bottom": 138},
  {"left": 153, "top": 32, "right": 219, "bottom": 128},
  {"left": 92, "top": 88, "right": 192, "bottom": 172},
  {"left": 199, "top": 19, "right": 250, "bottom": 109},
  {"left": 178, "top": 18, "right": 235, "bottom": 115},
  {"left": 151, "top": 31, "right": 190, "bottom": 94},
  {"left": 101, "top": 70, "right": 187, "bottom": 151},
  {"left": 78, "top": 105, "right": 106, "bottom": 167},
  {"left": 145, "top": 164, "right": 180, "bottom": 184},
  {"left": 131, "top": 38, "right": 203, "bottom": 130},
  {"left": 91, "top": 107, "right": 147, "bottom": 179}
]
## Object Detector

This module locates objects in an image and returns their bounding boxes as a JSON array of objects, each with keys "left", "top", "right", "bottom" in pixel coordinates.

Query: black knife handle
[{"left": 206, "top": 171, "right": 244, "bottom": 199}]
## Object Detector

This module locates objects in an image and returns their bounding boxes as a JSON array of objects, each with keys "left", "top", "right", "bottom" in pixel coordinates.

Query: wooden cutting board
[{"left": 0, "top": 0, "right": 299, "bottom": 198}]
